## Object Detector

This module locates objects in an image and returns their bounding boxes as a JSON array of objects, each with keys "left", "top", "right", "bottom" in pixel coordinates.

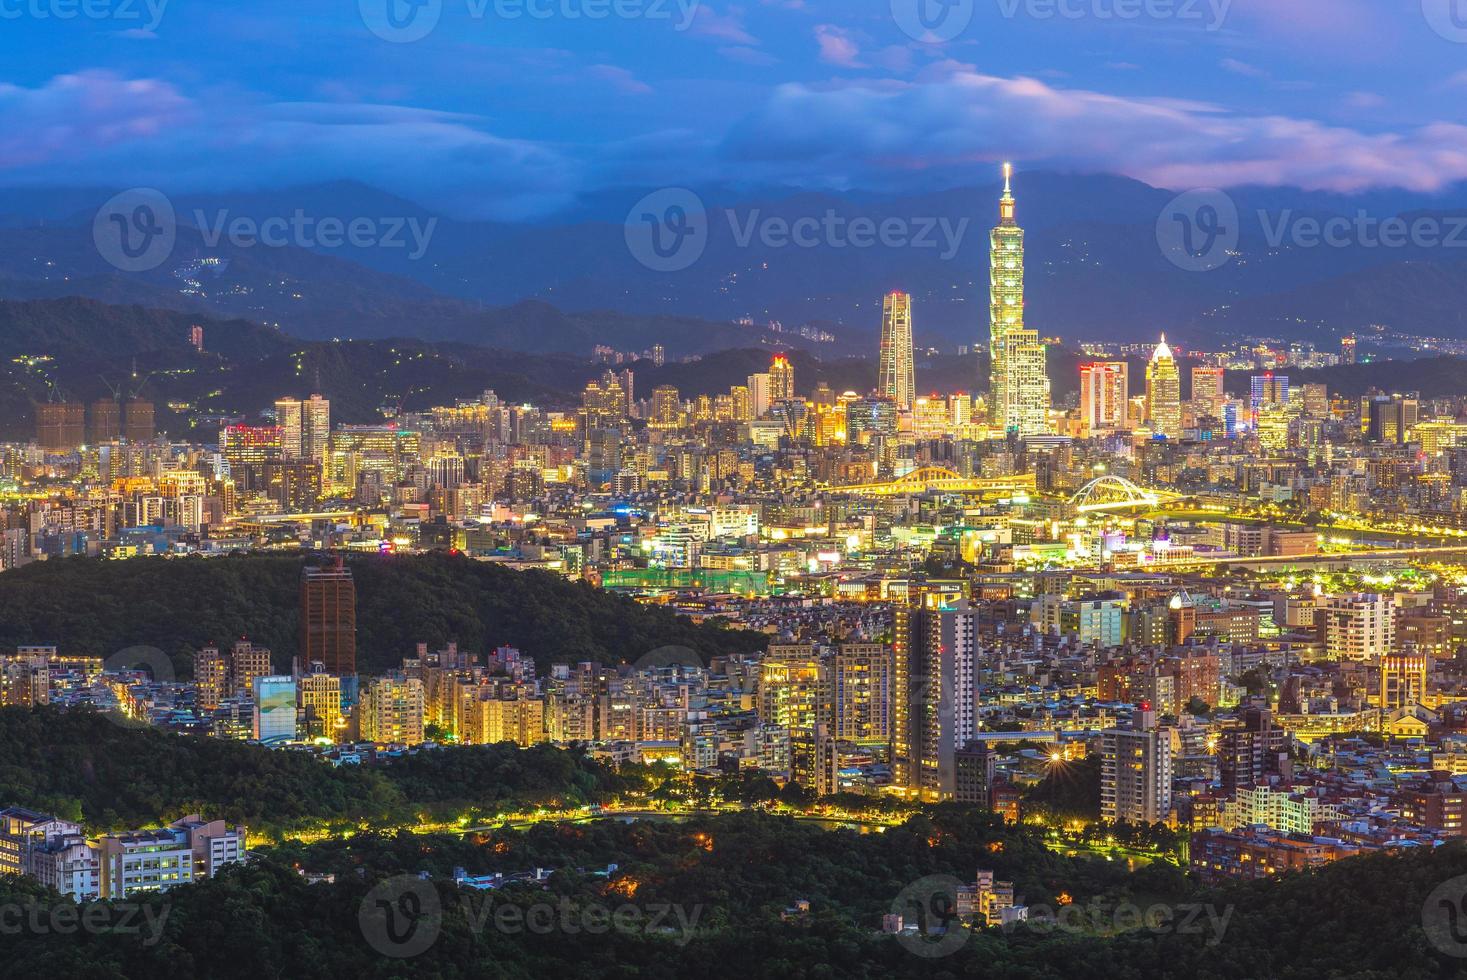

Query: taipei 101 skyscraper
[{"left": 988, "top": 163, "right": 1049, "bottom": 436}]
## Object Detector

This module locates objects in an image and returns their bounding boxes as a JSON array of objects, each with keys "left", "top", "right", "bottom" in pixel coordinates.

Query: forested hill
[{"left": 0, "top": 552, "right": 767, "bottom": 675}]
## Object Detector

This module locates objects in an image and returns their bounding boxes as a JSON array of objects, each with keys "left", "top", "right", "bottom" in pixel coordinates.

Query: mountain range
[{"left": 3, "top": 175, "right": 1467, "bottom": 352}]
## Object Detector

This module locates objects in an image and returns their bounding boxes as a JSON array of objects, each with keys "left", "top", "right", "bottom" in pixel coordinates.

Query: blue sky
[{"left": 3, "top": 0, "right": 1467, "bottom": 219}]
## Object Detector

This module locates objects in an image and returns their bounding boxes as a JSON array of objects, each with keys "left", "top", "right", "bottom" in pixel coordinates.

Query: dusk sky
[{"left": 6, "top": 0, "right": 1467, "bottom": 218}]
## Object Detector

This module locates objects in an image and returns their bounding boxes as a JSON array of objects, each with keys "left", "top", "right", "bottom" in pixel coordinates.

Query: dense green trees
[
  {"left": 0, "top": 707, "right": 627, "bottom": 836},
  {"left": 0, "top": 552, "right": 766, "bottom": 675},
  {"left": 3, "top": 809, "right": 1465, "bottom": 978}
]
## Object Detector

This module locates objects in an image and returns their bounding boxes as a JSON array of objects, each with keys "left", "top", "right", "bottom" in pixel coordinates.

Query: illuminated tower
[
  {"left": 1146, "top": 335, "right": 1182, "bottom": 440},
  {"left": 988, "top": 163, "right": 1048, "bottom": 435},
  {"left": 769, "top": 355, "right": 795, "bottom": 402},
  {"left": 878, "top": 291, "right": 916, "bottom": 409},
  {"left": 1080, "top": 362, "right": 1128, "bottom": 435},
  {"left": 1190, "top": 366, "right": 1225, "bottom": 418}
]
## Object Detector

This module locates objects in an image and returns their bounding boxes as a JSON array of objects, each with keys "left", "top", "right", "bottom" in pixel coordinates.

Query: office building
[
  {"left": 989, "top": 164, "right": 1049, "bottom": 436},
  {"left": 301, "top": 560, "right": 357, "bottom": 676},
  {"left": 1101, "top": 706, "right": 1172, "bottom": 824},
  {"left": 878, "top": 291, "right": 916, "bottom": 410},
  {"left": 1080, "top": 362, "right": 1128, "bottom": 435},
  {"left": 1145, "top": 336, "right": 1182, "bottom": 440},
  {"left": 359, "top": 676, "right": 426, "bottom": 745},
  {"left": 252, "top": 675, "right": 298, "bottom": 745}
]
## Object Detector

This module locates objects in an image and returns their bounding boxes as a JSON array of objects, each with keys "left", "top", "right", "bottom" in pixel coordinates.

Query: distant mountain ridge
[{"left": 3, "top": 176, "right": 1467, "bottom": 350}]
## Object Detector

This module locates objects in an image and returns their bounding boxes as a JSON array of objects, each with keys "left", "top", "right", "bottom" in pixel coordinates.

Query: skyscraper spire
[{"left": 988, "top": 162, "right": 1048, "bottom": 436}]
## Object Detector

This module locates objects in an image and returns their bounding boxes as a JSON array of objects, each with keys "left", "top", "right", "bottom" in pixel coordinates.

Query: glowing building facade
[
  {"left": 878, "top": 291, "right": 916, "bottom": 410},
  {"left": 988, "top": 164, "right": 1049, "bottom": 436},
  {"left": 1146, "top": 335, "right": 1183, "bottom": 440}
]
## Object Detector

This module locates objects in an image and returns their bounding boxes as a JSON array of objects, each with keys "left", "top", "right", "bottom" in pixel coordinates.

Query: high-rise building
[
  {"left": 1250, "top": 374, "right": 1289, "bottom": 419},
  {"left": 1218, "top": 707, "right": 1289, "bottom": 798},
  {"left": 988, "top": 164, "right": 1049, "bottom": 436},
  {"left": 1101, "top": 706, "right": 1173, "bottom": 825},
  {"left": 251, "top": 675, "right": 298, "bottom": 745},
  {"left": 226, "top": 640, "right": 273, "bottom": 701},
  {"left": 1191, "top": 366, "right": 1225, "bottom": 418},
  {"left": 830, "top": 643, "right": 891, "bottom": 746},
  {"left": 1080, "top": 362, "right": 1128, "bottom": 435},
  {"left": 89, "top": 398, "right": 122, "bottom": 444},
  {"left": 194, "top": 647, "right": 226, "bottom": 711},
  {"left": 650, "top": 385, "right": 683, "bottom": 429},
  {"left": 1364, "top": 394, "right": 1419, "bottom": 444},
  {"left": 1380, "top": 652, "right": 1429, "bottom": 711},
  {"left": 122, "top": 399, "right": 154, "bottom": 443},
  {"left": 301, "top": 561, "right": 357, "bottom": 676},
  {"left": 298, "top": 668, "right": 343, "bottom": 741},
  {"left": 34, "top": 403, "right": 86, "bottom": 453},
  {"left": 1341, "top": 334, "right": 1358, "bottom": 364},
  {"left": 1145, "top": 335, "right": 1182, "bottom": 440},
  {"left": 746, "top": 373, "right": 772, "bottom": 418},
  {"left": 769, "top": 355, "right": 795, "bottom": 402},
  {"left": 878, "top": 291, "right": 916, "bottom": 409},
  {"left": 893, "top": 584, "right": 977, "bottom": 801},
  {"left": 359, "top": 676, "right": 426, "bottom": 745},
  {"left": 274, "top": 395, "right": 330, "bottom": 463},
  {"left": 1322, "top": 593, "right": 1396, "bottom": 661}
]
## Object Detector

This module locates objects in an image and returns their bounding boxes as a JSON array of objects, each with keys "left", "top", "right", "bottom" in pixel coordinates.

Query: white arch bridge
[{"left": 1069, "top": 476, "right": 1185, "bottom": 513}]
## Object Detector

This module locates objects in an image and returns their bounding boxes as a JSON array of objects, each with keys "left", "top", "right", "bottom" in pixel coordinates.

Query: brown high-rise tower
[{"left": 300, "top": 560, "right": 357, "bottom": 676}]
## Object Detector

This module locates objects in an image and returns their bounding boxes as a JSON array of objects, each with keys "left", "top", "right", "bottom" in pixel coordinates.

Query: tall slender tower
[
  {"left": 878, "top": 291, "right": 916, "bottom": 409},
  {"left": 301, "top": 559, "right": 357, "bottom": 676},
  {"left": 1146, "top": 335, "right": 1183, "bottom": 440},
  {"left": 769, "top": 355, "right": 795, "bottom": 402},
  {"left": 988, "top": 163, "right": 1048, "bottom": 435}
]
